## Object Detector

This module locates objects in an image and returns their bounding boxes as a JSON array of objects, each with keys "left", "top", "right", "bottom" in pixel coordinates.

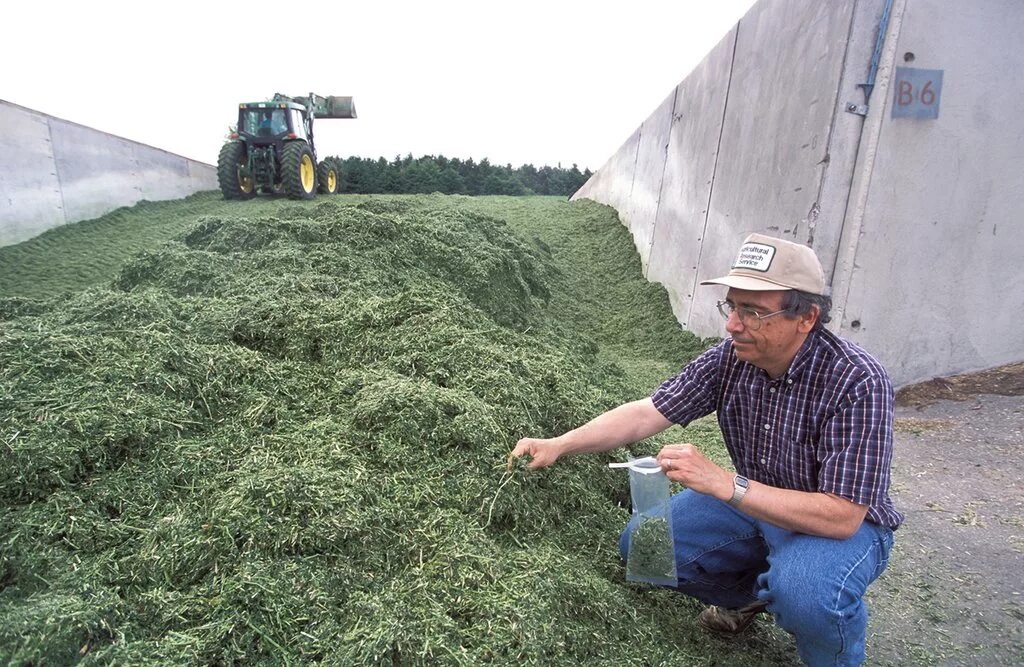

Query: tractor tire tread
[
  {"left": 317, "top": 162, "right": 339, "bottom": 194},
  {"left": 281, "top": 142, "right": 316, "bottom": 200},
  {"left": 217, "top": 141, "right": 255, "bottom": 200}
]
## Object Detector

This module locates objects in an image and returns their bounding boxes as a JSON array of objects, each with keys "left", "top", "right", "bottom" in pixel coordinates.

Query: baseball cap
[{"left": 700, "top": 233, "right": 827, "bottom": 295}]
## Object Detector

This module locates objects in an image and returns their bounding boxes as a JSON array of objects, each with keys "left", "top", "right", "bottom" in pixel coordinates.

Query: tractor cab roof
[{"left": 239, "top": 101, "right": 307, "bottom": 113}]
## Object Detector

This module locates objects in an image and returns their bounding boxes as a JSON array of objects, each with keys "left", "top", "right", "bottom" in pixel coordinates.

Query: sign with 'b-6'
[{"left": 892, "top": 67, "right": 944, "bottom": 119}]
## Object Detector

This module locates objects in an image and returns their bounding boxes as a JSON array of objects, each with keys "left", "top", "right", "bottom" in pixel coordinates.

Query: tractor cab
[{"left": 236, "top": 102, "right": 310, "bottom": 144}]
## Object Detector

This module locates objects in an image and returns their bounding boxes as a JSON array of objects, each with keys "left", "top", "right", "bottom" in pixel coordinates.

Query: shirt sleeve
[
  {"left": 816, "top": 372, "right": 895, "bottom": 507},
  {"left": 651, "top": 343, "right": 723, "bottom": 426}
]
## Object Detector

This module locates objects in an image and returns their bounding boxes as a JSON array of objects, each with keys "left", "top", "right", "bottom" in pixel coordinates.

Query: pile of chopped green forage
[{"left": 0, "top": 195, "right": 765, "bottom": 665}]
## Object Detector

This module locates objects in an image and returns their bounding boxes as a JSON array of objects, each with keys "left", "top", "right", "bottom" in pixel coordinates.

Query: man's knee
[
  {"left": 757, "top": 549, "right": 871, "bottom": 644},
  {"left": 757, "top": 523, "right": 889, "bottom": 636},
  {"left": 760, "top": 568, "right": 846, "bottom": 633}
]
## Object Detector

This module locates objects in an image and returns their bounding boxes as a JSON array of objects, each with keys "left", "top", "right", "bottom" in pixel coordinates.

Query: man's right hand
[
  {"left": 510, "top": 437, "right": 563, "bottom": 469},
  {"left": 509, "top": 399, "right": 672, "bottom": 470}
]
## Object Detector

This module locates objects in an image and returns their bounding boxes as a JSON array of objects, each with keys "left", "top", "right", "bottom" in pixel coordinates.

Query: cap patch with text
[{"left": 733, "top": 242, "right": 776, "bottom": 273}]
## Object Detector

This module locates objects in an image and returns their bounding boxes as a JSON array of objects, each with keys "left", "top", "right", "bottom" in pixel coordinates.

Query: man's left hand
[{"left": 656, "top": 444, "right": 733, "bottom": 501}]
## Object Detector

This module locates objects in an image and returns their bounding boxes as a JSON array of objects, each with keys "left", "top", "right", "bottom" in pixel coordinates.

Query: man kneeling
[{"left": 511, "top": 233, "right": 901, "bottom": 667}]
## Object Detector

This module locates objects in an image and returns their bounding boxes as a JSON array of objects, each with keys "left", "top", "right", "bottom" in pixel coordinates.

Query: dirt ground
[{"left": 863, "top": 364, "right": 1024, "bottom": 665}]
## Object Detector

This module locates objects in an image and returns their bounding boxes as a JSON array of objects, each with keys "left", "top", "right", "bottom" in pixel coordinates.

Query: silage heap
[{"left": 0, "top": 199, "right": 706, "bottom": 664}]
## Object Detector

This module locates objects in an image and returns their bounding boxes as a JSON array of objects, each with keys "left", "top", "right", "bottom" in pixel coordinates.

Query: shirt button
[
  {"left": 764, "top": 424, "right": 771, "bottom": 430},
  {"left": 787, "top": 379, "right": 793, "bottom": 385},
  {"left": 769, "top": 387, "right": 776, "bottom": 394},
  {"left": 760, "top": 458, "right": 767, "bottom": 465}
]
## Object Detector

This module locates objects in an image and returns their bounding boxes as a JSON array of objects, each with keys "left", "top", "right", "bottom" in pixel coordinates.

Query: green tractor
[{"left": 217, "top": 93, "right": 356, "bottom": 200}]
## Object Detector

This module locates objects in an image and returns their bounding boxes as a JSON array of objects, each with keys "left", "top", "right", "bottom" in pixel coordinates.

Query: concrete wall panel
[
  {"left": 51, "top": 120, "right": 142, "bottom": 223},
  {"left": 572, "top": 129, "right": 640, "bottom": 219},
  {"left": 0, "top": 100, "right": 216, "bottom": 248},
  {"left": 625, "top": 89, "right": 676, "bottom": 266},
  {"left": 645, "top": 28, "right": 737, "bottom": 327},
  {"left": 188, "top": 160, "right": 216, "bottom": 192},
  {"left": 838, "top": 0, "right": 1024, "bottom": 385},
  {"left": 134, "top": 143, "right": 195, "bottom": 202},
  {"left": 690, "top": 0, "right": 858, "bottom": 337},
  {"left": 607, "top": 129, "right": 641, "bottom": 215},
  {"left": 0, "top": 104, "right": 66, "bottom": 246}
]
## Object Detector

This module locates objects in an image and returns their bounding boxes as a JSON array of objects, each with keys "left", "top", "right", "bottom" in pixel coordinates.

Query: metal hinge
[{"left": 845, "top": 102, "right": 868, "bottom": 116}]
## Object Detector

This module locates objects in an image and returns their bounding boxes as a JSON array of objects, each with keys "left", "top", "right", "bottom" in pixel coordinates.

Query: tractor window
[
  {"left": 290, "top": 110, "right": 308, "bottom": 140},
  {"left": 241, "top": 109, "right": 289, "bottom": 137}
]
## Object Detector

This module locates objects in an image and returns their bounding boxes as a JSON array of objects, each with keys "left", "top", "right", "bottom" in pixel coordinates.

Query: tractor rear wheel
[
  {"left": 317, "top": 162, "right": 339, "bottom": 194},
  {"left": 281, "top": 142, "right": 317, "bottom": 200},
  {"left": 217, "top": 141, "right": 255, "bottom": 199}
]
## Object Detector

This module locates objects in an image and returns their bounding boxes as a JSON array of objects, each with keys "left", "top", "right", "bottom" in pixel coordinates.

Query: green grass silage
[{"left": 0, "top": 195, "right": 799, "bottom": 665}]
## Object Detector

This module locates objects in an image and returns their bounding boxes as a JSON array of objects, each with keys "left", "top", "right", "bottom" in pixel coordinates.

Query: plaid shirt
[{"left": 652, "top": 329, "right": 903, "bottom": 529}]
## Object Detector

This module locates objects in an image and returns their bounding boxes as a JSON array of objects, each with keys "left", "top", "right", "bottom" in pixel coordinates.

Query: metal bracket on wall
[
  {"left": 845, "top": 102, "right": 868, "bottom": 116},
  {"left": 844, "top": 0, "right": 893, "bottom": 120}
]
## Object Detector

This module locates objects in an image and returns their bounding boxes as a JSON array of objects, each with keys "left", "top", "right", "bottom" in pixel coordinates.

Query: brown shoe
[{"left": 697, "top": 601, "right": 769, "bottom": 636}]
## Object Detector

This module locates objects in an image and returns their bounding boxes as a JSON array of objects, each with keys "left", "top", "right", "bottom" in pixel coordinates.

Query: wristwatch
[{"left": 728, "top": 474, "right": 749, "bottom": 507}]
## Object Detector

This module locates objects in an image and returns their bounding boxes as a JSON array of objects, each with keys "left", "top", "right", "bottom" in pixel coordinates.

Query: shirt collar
[{"left": 781, "top": 329, "right": 819, "bottom": 384}]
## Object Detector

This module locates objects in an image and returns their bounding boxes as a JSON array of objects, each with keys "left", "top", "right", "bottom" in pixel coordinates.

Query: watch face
[{"left": 729, "top": 475, "right": 749, "bottom": 508}]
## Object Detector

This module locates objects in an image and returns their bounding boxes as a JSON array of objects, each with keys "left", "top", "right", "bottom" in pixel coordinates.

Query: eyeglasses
[{"left": 716, "top": 300, "right": 789, "bottom": 331}]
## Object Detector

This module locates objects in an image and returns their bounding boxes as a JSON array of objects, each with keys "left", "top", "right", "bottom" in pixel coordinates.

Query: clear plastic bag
[{"left": 609, "top": 456, "right": 676, "bottom": 586}]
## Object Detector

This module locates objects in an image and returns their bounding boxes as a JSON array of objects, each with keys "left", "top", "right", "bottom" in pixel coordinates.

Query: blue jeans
[{"left": 619, "top": 489, "right": 894, "bottom": 667}]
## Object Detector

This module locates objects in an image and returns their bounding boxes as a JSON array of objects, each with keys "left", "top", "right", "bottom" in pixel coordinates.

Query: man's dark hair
[{"left": 782, "top": 290, "right": 832, "bottom": 330}]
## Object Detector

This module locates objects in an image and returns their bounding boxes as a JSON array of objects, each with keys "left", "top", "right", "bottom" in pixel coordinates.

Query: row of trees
[{"left": 325, "top": 154, "right": 593, "bottom": 196}]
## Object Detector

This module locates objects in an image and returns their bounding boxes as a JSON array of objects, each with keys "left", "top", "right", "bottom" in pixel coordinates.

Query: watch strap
[{"left": 728, "top": 474, "right": 749, "bottom": 507}]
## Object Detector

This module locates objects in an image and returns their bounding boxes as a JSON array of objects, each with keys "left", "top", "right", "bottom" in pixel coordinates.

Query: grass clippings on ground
[{"left": 1, "top": 195, "right": 764, "bottom": 665}]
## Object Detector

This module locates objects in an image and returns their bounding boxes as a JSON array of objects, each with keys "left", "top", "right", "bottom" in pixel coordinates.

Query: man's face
[{"left": 723, "top": 288, "right": 816, "bottom": 375}]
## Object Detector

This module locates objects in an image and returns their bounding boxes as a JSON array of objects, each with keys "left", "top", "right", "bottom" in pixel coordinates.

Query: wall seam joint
[
  {"left": 685, "top": 20, "right": 741, "bottom": 326},
  {"left": 627, "top": 127, "right": 643, "bottom": 213},
  {"left": 809, "top": 0, "right": 864, "bottom": 249},
  {"left": 46, "top": 117, "right": 70, "bottom": 228},
  {"left": 644, "top": 87, "right": 680, "bottom": 279}
]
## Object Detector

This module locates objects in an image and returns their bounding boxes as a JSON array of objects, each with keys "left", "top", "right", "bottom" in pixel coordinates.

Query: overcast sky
[{"left": 4, "top": 0, "right": 756, "bottom": 171}]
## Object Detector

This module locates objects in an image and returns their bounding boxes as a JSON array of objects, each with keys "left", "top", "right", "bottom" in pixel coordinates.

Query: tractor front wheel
[
  {"left": 281, "top": 142, "right": 317, "bottom": 200},
  {"left": 217, "top": 141, "right": 255, "bottom": 199},
  {"left": 317, "top": 162, "right": 339, "bottom": 195}
]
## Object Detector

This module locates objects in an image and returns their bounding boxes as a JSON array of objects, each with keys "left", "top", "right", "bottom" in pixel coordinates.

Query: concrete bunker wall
[
  {"left": 573, "top": 0, "right": 1024, "bottom": 387},
  {"left": 0, "top": 100, "right": 217, "bottom": 248}
]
